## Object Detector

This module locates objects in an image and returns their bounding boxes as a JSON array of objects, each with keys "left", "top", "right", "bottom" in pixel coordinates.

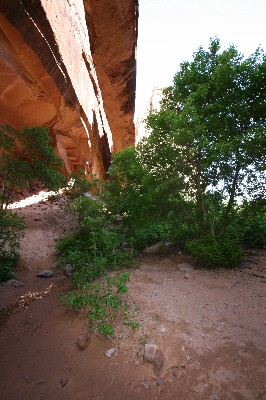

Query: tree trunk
[{"left": 221, "top": 163, "right": 241, "bottom": 233}]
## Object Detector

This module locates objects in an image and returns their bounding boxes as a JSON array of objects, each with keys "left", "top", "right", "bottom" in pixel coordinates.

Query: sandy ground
[{"left": 0, "top": 192, "right": 265, "bottom": 400}]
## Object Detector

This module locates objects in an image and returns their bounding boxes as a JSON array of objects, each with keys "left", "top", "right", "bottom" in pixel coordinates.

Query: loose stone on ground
[
  {"left": 76, "top": 332, "right": 91, "bottom": 350},
  {"left": 143, "top": 343, "right": 158, "bottom": 362},
  {"left": 105, "top": 348, "right": 117, "bottom": 358},
  {"left": 177, "top": 263, "right": 194, "bottom": 271},
  {"left": 2, "top": 279, "right": 24, "bottom": 288},
  {"left": 37, "top": 270, "right": 53, "bottom": 278}
]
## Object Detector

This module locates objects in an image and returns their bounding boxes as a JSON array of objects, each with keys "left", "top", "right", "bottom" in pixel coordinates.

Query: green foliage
[
  {"left": 64, "top": 171, "right": 94, "bottom": 200},
  {"left": 186, "top": 227, "right": 243, "bottom": 268},
  {"left": 145, "top": 39, "right": 266, "bottom": 233},
  {"left": 104, "top": 146, "right": 177, "bottom": 248},
  {"left": 0, "top": 125, "right": 66, "bottom": 209},
  {"left": 56, "top": 196, "right": 135, "bottom": 283},
  {"left": 57, "top": 38, "right": 265, "bottom": 282},
  {"left": 61, "top": 272, "right": 138, "bottom": 335},
  {"left": 0, "top": 257, "right": 16, "bottom": 283},
  {"left": 0, "top": 125, "right": 66, "bottom": 281},
  {"left": 238, "top": 199, "right": 266, "bottom": 248},
  {"left": 101, "top": 39, "right": 265, "bottom": 267},
  {"left": 0, "top": 210, "right": 26, "bottom": 282}
]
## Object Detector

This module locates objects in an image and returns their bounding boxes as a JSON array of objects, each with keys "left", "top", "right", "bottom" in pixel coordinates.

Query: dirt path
[{"left": 0, "top": 193, "right": 265, "bottom": 400}]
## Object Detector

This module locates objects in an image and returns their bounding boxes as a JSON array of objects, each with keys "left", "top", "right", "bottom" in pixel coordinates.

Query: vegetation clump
[
  {"left": 58, "top": 39, "right": 265, "bottom": 275},
  {"left": 61, "top": 272, "right": 138, "bottom": 336},
  {"left": 0, "top": 125, "right": 65, "bottom": 282}
]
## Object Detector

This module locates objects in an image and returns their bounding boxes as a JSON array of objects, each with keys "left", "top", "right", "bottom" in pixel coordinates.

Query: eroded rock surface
[{"left": 0, "top": 0, "right": 138, "bottom": 178}]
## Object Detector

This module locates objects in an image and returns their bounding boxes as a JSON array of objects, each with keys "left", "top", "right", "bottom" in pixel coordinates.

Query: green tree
[
  {"left": 0, "top": 125, "right": 66, "bottom": 281},
  {"left": 143, "top": 38, "right": 266, "bottom": 238},
  {"left": 0, "top": 125, "right": 65, "bottom": 210},
  {"left": 104, "top": 146, "right": 178, "bottom": 248}
]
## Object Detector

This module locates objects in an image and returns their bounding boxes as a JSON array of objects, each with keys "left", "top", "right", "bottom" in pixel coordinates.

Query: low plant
[{"left": 60, "top": 272, "right": 138, "bottom": 336}]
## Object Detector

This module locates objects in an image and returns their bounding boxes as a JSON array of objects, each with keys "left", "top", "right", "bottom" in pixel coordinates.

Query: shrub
[
  {"left": 0, "top": 210, "right": 26, "bottom": 282},
  {"left": 239, "top": 200, "right": 266, "bottom": 248},
  {"left": 186, "top": 227, "right": 243, "bottom": 268},
  {"left": 56, "top": 196, "right": 136, "bottom": 284}
]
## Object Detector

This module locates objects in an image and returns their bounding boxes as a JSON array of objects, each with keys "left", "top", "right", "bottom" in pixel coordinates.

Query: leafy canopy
[
  {"left": 144, "top": 38, "right": 266, "bottom": 231},
  {"left": 0, "top": 125, "right": 66, "bottom": 209}
]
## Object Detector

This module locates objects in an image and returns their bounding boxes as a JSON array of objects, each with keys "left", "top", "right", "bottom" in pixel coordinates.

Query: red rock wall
[{"left": 0, "top": 0, "right": 138, "bottom": 179}]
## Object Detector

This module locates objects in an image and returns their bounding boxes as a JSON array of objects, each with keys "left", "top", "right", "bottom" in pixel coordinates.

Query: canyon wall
[{"left": 0, "top": 0, "right": 138, "bottom": 179}]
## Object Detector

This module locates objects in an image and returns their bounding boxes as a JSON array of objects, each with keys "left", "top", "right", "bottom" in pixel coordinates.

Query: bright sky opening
[{"left": 135, "top": 0, "right": 266, "bottom": 119}]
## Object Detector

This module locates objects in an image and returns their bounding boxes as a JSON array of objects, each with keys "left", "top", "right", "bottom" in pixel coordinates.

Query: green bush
[
  {"left": 242, "top": 215, "right": 266, "bottom": 248},
  {"left": 103, "top": 147, "right": 179, "bottom": 250},
  {"left": 239, "top": 200, "right": 266, "bottom": 248},
  {"left": 0, "top": 210, "right": 26, "bottom": 282},
  {"left": 56, "top": 196, "right": 135, "bottom": 284},
  {"left": 186, "top": 227, "right": 243, "bottom": 268}
]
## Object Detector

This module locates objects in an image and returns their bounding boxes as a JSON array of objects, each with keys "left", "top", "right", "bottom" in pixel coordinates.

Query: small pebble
[
  {"left": 36, "top": 379, "right": 45, "bottom": 384},
  {"left": 60, "top": 377, "right": 69, "bottom": 387},
  {"left": 105, "top": 348, "right": 117, "bottom": 358},
  {"left": 141, "top": 380, "right": 150, "bottom": 389}
]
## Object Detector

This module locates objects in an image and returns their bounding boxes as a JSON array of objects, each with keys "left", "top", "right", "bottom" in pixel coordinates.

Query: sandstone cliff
[{"left": 0, "top": 0, "right": 138, "bottom": 179}]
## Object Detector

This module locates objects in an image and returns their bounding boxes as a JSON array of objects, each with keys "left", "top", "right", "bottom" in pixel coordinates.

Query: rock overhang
[{"left": 0, "top": 0, "right": 138, "bottom": 179}]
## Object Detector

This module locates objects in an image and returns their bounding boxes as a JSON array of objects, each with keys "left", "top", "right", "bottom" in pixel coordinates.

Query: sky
[{"left": 135, "top": 0, "right": 266, "bottom": 119}]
